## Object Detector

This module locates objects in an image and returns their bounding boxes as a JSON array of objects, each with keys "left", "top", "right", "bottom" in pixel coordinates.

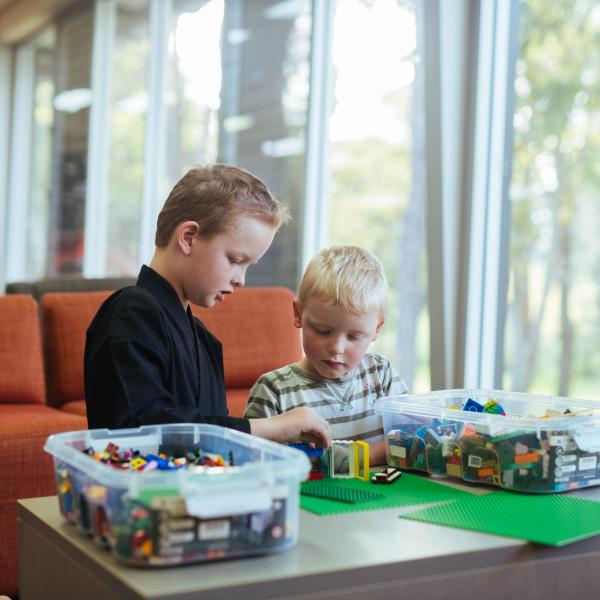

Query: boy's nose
[
  {"left": 328, "top": 340, "right": 344, "bottom": 355},
  {"left": 232, "top": 268, "right": 245, "bottom": 287}
]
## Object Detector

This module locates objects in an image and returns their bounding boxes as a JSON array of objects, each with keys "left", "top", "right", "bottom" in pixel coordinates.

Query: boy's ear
[
  {"left": 292, "top": 299, "right": 303, "bottom": 329},
  {"left": 372, "top": 317, "right": 385, "bottom": 340},
  {"left": 176, "top": 221, "right": 200, "bottom": 256}
]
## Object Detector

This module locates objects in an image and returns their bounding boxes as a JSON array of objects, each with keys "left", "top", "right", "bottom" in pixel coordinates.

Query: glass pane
[
  {"left": 328, "top": 0, "right": 429, "bottom": 392},
  {"left": 504, "top": 0, "right": 600, "bottom": 398},
  {"left": 28, "top": 27, "right": 57, "bottom": 279},
  {"left": 106, "top": 0, "right": 150, "bottom": 275},
  {"left": 166, "top": 0, "right": 311, "bottom": 289},
  {"left": 165, "top": 0, "right": 223, "bottom": 179},
  {"left": 48, "top": 4, "right": 94, "bottom": 275}
]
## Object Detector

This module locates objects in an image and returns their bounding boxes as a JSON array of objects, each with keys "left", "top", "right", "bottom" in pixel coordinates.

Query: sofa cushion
[
  {"left": 0, "top": 294, "right": 46, "bottom": 404},
  {"left": 40, "top": 287, "right": 301, "bottom": 416},
  {"left": 193, "top": 287, "right": 302, "bottom": 389},
  {"left": 61, "top": 399, "right": 87, "bottom": 416},
  {"left": 226, "top": 388, "right": 250, "bottom": 418},
  {"left": 0, "top": 404, "right": 87, "bottom": 596},
  {"left": 6, "top": 276, "right": 136, "bottom": 302},
  {"left": 41, "top": 291, "right": 113, "bottom": 409}
]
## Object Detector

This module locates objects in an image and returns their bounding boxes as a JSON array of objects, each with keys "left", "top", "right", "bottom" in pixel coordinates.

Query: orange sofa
[
  {"left": 1, "top": 286, "right": 301, "bottom": 597},
  {"left": 0, "top": 295, "right": 87, "bottom": 597},
  {"left": 40, "top": 286, "right": 302, "bottom": 418}
]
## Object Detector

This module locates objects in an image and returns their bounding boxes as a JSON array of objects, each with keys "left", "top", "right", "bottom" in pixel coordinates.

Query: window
[
  {"left": 328, "top": 0, "right": 429, "bottom": 391},
  {"left": 106, "top": 0, "right": 150, "bottom": 275},
  {"left": 166, "top": 0, "right": 312, "bottom": 290},
  {"left": 504, "top": 0, "right": 600, "bottom": 398},
  {"left": 28, "top": 27, "right": 56, "bottom": 278},
  {"left": 8, "top": 6, "right": 94, "bottom": 281},
  {"left": 3, "top": 0, "right": 433, "bottom": 394},
  {"left": 48, "top": 4, "right": 94, "bottom": 275}
]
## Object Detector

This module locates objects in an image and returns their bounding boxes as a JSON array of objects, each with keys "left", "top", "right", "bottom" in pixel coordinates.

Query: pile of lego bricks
[
  {"left": 385, "top": 398, "right": 600, "bottom": 493},
  {"left": 54, "top": 441, "right": 290, "bottom": 566},
  {"left": 82, "top": 441, "right": 235, "bottom": 472}
]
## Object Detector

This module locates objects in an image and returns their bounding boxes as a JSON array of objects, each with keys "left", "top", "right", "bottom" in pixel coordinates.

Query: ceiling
[{"left": 0, "top": 0, "right": 77, "bottom": 45}]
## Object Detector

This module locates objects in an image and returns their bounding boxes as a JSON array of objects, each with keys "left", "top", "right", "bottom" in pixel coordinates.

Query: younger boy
[
  {"left": 84, "top": 164, "right": 330, "bottom": 448},
  {"left": 244, "top": 245, "right": 407, "bottom": 464}
]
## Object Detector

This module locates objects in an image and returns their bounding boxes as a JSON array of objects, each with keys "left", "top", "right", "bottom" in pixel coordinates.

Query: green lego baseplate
[
  {"left": 400, "top": 491, "right": 600, "bottom": 546},
  {"left": 301, "top": 483, "right": 385, "bottom": 504},
  {"left": 300, "top": 472, "right": 471, "bottom": 515}
]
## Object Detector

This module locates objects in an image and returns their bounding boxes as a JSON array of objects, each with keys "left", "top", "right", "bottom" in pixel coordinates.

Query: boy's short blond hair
[
  {"left": 297, "top": 245, "right": 388, "bottom": 316},
  {"left": 155, "top": 164, "right": 290, "bottom": 246}
]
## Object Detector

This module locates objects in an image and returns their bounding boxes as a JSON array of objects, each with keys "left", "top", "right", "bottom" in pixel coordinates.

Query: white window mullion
[
  {"left": 301, "top": 0, "right": 335, "bottom": 272},
  {"left": 422, "top": 0, "right": 446, "bottom": 389},
  {"left": 6, "top": 44, "right": 35, "bottom": 283},
  {"left": 83, "top": 0, "right": 115, "bottom": 277},
  {"left": 138, "top": 0, "right": 170, "bottom": 265},
  {"left": 0, "top": 46, "right": 13, "bottom": 291},
  {"left": 464, "top": 0, "right": 518, "bottom": 388},
  {"left": 439, "top": 0, "right": 469, "bottom": 388}
]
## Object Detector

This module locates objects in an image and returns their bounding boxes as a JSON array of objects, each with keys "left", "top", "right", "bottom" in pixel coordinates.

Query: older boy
[
  {"left": 244, "top": 245, "right": 407, "bottom": 464},
  {"left": 84, "top": 164, "right": 330, "bottom": 447}
]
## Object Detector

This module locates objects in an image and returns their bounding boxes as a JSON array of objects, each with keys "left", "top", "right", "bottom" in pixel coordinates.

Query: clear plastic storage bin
[
  {"left": 375, "top": 389, "right": 600, "bottom": 493},
  {"left": 44, "top": 423, "right": 310, "bottom": 566}
]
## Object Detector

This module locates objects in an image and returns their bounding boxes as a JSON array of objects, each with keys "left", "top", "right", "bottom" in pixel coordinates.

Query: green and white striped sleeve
[
  {"left": 243, "top": 373, "right": 283, "bottom": 419},
  {"left": 381, "top": 356, "right": 409, "bottom": 396}
]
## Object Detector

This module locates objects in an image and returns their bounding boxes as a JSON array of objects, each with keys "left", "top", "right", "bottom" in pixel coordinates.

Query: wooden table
[{"left": 17, "top": 489, "right": 600, "bottom": 600}]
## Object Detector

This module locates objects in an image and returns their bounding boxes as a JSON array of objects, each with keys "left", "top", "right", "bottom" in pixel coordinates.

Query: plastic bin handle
[{"left": 182, "top": 478, "right": 274, "bottom": 519}]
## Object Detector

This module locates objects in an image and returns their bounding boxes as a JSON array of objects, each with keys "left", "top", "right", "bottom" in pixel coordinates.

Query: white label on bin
[
  {"left": 270, "top": 484, "right": 289, "bottom": 499},
  {"left": 556, "top": 454, "right": 577, "bottom": 465},
  {"left": 166, "top": 530, "right": 195, "bottom": 544},
  {"left": 578, "top": 456, "right": 597, "bottom": 471},
  {"left": 558, "top": 464, "right": 577, "bottom": 474},
  {"left": 390, "top": 445, "right": 406, "bottom": 458},
  {"left": 468, "top": 455, "right": 482, "bottom": 468},
  {"left": 550, "top": 435, "right": 568, "bottom": 447},
  {"left": 164, "top": 518, "right": 196, "bottom": 531},
  {"left": 199, "top": 519, "right": 230, "bottom": 540},
  {"left": 183, "top": 480, "right": 272, "bottom": 518}
]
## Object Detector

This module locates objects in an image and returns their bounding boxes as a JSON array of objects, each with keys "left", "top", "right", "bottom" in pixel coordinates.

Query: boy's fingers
[{"left": 301, "top": 422, "right": 331, "bottom": 448}]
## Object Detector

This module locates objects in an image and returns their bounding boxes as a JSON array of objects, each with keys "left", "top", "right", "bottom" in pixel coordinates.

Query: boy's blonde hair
[
  {"left": 155, "top": 164, "right": 290, "bottom": 246},
  {"left": 297, "top": 245, "right": 388, "bottom": 316}
]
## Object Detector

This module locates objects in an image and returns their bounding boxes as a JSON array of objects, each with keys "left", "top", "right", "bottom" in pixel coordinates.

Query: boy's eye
[
  {"left": 348, "top": 334, "right": 367, "bottom": 341},
  {"left": 228, "top": 256, "right": 241, "bottom": 265},
  {"left": 314, "top": 328, "right": 330, "bottom": 336}
]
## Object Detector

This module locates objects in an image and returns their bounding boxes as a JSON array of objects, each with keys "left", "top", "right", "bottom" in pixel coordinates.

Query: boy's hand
[
  {"left": 369, "top": 439, "right": 388, "bottom": 467},
  {"left": 249, "top": 406, "right": 331, "bottom": 448}
]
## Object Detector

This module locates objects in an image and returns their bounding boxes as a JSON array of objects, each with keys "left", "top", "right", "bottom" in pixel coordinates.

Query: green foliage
[{"left": 506, "top": 0, "right": 600, "bottom": 397}]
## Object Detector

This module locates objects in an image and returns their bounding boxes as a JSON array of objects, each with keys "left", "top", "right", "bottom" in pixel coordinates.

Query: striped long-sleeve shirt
[{"left": 243, "top": 352, "right": 408, "bottom": 444}]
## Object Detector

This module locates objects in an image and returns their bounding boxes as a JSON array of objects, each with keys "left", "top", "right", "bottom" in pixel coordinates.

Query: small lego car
[{"left": 371, "top": 467, "right": 402, "bottom": 484}]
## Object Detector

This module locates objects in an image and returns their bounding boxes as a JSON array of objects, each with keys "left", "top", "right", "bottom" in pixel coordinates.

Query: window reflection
[
  {"left": 106, "top": 0, "right": 150, "bottom": 275},
  {"left": 29, "top": 28, "right": 56, "bottom": 279},
  {"left": 48, "top": 4, "right": 94, "bottom": 275},
  {"left": 167, "top": 0, "right": 311, "bottom": 290},
  {"left": 328, "top": 0, "right": 429, "bottom": 391}
]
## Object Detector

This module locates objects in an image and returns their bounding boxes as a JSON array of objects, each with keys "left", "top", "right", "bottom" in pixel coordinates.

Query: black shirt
[{"left": 84, "top": 265, "right": 250, "bottom": 433}]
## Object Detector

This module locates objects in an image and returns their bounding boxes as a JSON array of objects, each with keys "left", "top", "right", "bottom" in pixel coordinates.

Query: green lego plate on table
[
  {"left": 301, "top": 483, "right": 385, "bottom": 504},
  {"left": 400, "top": 491, "right": 600, "bottom": 546},
  {"left": 300, "top": 472, "right": 472, "bottom": 515}
]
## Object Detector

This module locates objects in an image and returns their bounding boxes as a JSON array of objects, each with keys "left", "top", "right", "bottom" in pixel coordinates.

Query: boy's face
[
  {"left": 183, "top": 216, "right": 275, "bottom": 308},
  {"left": 293, "top": 298, "right": 383, "bottom": 379}
]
